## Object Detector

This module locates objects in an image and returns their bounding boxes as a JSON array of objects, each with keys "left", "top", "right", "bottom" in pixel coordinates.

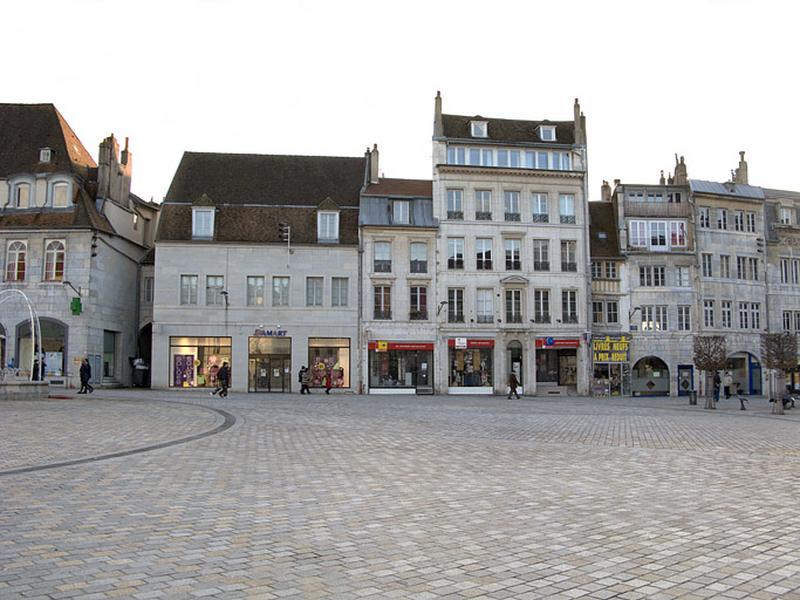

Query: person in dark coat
[
  {"left": 214, "top": 362, "right": 230, "bottom": 397},
  {"left": 508, "top": 372, "right": 520, "bottom": 399},
  {"left": 79, "top": 358, "right": 94, "bottom": 394},
  {"left": 299, "top": 366, "right": 311, "bottom": 395},
  {"left": 324, "top": 369, "right": 333, "bottom": 395}
]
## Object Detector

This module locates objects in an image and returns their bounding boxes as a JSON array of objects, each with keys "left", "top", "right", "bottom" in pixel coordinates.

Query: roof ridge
[{"left": 181, "top": 150, "right": 365, "bottom": 160}]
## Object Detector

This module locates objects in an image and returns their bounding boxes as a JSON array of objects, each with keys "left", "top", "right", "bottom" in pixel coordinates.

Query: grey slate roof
[
  {"left": 441, "top": 114, "right": 575, "bottom": 145},
  {"left": 762, "top": 188, "right": 800, "bottom": 201},
  {"left": 588, "top": 201, "right": 622, "bottom": 258},
  {"left": 689, "top": 179, "right": 765, "bottom": 200},
  {"left": 360, "top": 177, "right": 436, "bottom": 228}
]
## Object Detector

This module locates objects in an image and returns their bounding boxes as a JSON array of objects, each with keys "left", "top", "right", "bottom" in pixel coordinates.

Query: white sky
[{"left": 6, "top": 0, "right": 799, "bottom": 201}]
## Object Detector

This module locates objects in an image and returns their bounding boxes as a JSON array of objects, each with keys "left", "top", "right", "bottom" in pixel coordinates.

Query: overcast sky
[{"left": 6, "top": 0, "right": 799, "bottom": 201}]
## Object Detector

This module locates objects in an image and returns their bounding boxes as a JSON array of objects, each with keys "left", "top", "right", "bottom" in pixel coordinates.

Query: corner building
[
  {"left": 432, "top": 94, "right": 590, "bottom": 395},
  {"left": 151, "top": 152, "right": 366, "bottom": 392}
]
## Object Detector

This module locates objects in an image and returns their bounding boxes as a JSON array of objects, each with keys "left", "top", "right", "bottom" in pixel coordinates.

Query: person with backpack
[{"left": 211, "top": 362, "right": 230, "bottom": 397}]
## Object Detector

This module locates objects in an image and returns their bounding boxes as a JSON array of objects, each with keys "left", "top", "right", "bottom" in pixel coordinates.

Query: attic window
[
  {"left": 318, "top": 211, "right": 339, "bottom": 242},
  {"left": 192, "top": 207, "right": 215, "bottom": 239},
  {"left": 470, "top": 121, "right": 487, "bottom": 138},
  {"left": 598, "top": 232, "right": 608, "bottom": 239},
  {"left": 39, "top": 148, "right": 52, "bottom": 163},
  {"left": 539, "top": 126, "right": 556, "bottom": 141}
]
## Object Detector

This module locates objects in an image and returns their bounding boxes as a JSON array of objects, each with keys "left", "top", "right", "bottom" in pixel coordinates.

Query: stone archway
[
  {"left": 16, "top": 317, "right": 68, "bottom": 377},
  {"left": 631, "top": 355, "right": 670, "bottom": 396}
]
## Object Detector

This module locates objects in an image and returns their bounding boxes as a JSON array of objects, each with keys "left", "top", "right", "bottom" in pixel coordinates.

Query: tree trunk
[
  {"left": 704, "top": 371, "right": 716, "bottom": 409},
  {"left": 772, "top": 370, "right": 785, "bottom": 415}
]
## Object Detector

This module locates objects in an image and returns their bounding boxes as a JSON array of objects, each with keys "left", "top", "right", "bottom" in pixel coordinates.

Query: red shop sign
[
  {"left": 535, "top": 338, "right": 581, "bottom": 349},
  {"left": 447, "top": 338, "right": 495, "bottom": 349},
  {"left": 368, "top": 341, "right": 434, "bottom": 351}
]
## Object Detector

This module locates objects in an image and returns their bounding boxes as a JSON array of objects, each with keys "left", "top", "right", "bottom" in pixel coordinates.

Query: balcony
[
  {"left": 374, "top": 310, "right": 392, "bottom": 320},
  {"left": 560, "top": 215, "right": 576, "bottom": 224},
  {"left": 561, "top": 262, "right": 577, "bottom": 272},
  {"left": 532, "top": 213, "right": 549, "bottom": 223},
  {"left": 448, "top": 259, "right": 464, "bottom": 270},
  {"left": 476, "top": 211, "right": 492, "bottom": 221},
  {"left": 624, "top": 200, "right": 691, "bottom": 218},
  {"left": 592, "top": 279, "right": 621, "bottom": 294},
  {"left": 562, "top": 315, "right": 579, "bottom": 324},
  {"left": 504, "top": 212, "right": 521, "bottom": 222},
  {"left": 447, "top": 210, "right": 464, "bottom": 220},
  {"left": 534, "top": 314, "right": 551, "bottom": 324},
  {"left": 505, "top": 314, "right": 523, "bottom": 324},
  {"left": 476, "top": 260, "right": 492, "bottom": 270},
  {"left": 476, "top": 314, "right": 494, "bottom": 324},
  {"left": 505, "top": 260, "right": 521, "bottom": 271},
  {"left": 374, "top": 260, "right": 392, "bottom": 273},
  {"left": 409, "top": 261, "right": 427, "bottom": 274},
  {"left": 409, "top": 310, "right": 428, "bottom": 321},
  {"left": 533, "top": 261, "right": 550, "bottom": 271},
  {"left": 448, "top": 313, "right": 465, "bottom": 323}
]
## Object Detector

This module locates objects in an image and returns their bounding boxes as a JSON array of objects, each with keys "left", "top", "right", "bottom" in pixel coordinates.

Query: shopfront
[
  {"left": 368, "top": 341, "right": 434, "bottom": 393},
  {"left": 248, "top": 332, "right": 291, "bottom": 392},
  {"left": 170, "top": 336, "right": 232, "bottom": 388},
  {"left": 591, "top": 336, "right": 630, "bottom": 397},
  {"left": 17, "top": 318, "right": 68, "bottom": 378},
  {"left": 448, "top": 338, "right": 494, "bottom": 394},
  {"left": 308, "top": 337, "right": 350, "bottom": 389},
  {"left": 535, "top": 337, "right": 579, "bottom": 389}
]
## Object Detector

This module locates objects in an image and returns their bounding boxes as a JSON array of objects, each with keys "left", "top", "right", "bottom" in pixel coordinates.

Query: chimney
[
  {"left": 659, "top": 170, "right": 665, "bottom": 185},
  {"left": 433, "top": 91, "right": 443, "bottom": 138},
  {"left": 673, "top": 155, "right": 688, "bottom": 185},
  {"left": 573, "top": 98, "right": 586, "bottom": 145},
  {"left": 601, "top": 180, "right": 611, "bottom": 202},
  {"left": 734, "top": 151, "right": 748, "bottom": 185},
  {"left": 369, "top": 144, "right": 379, "bottom": 184}
]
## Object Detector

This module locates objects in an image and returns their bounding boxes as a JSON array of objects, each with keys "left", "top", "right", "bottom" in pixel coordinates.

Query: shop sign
[
  {"left": 369, "top": 341, "right": 434, "bottom": 351},
  {"left": 447, "top": 338, "right": 495, "bottom": 349},
  {"left": 253, "top": 328, "right": 288, "bottom": 337},
  {"left": 592, "top": 336, "right": 629, "bottom": 363},
  {"left": 536, "top": 338, "right": 581, "bottom": 349},
  {"left": 376, "top": 340, "right": 388, "bottom": 352}
]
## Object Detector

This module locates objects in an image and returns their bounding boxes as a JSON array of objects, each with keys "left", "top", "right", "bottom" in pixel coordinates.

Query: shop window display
[
  {"left": 308, "top": 337, "right": 350, "bottom": 388},
  {"left": 170, "top": 336, "right": 231, "bottom": 388},
  {"left": 449, "top": 347, "right": 493, "bottom": 387}
]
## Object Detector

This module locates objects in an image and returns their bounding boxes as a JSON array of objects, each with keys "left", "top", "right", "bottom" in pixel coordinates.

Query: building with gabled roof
[{"left": 0, "top": 103, "right": 159, "bottom": 387}]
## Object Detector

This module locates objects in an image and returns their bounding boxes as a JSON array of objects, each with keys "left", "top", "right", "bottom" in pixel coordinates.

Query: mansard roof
[
  {"left": 360, "top": 178, "right": 435, "bottom": 228},
  {"left": 588, "top": 201, "right": 622, "bottom": 259},
  {"left": 689, "top": 179, "right": 764, "bottom": 200},
  {"left": 364, "top": 178, "right": 432, "bottom": 198},
  {"left": 0, "top": 103, "right": 96, "bottom": 178},
  {"left": 0, "top": 185, "right": 114, "bottom": 234},
  {"left": 441, "top": 114, "right": 575, "bottom": 145},
  {"left": 165, "top": 152, "right": 367, "bottom": 207}
]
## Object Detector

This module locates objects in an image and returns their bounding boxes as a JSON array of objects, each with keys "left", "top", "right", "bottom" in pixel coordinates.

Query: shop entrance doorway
[
  {"left": 248, "top": 336, "right": 291, "bottom": 393},
  {"left": 507, "top": 340, "right": 523, "bottom": 386},
  {"left": 249, "top": 355, "right": 291, "bottom": 392}
]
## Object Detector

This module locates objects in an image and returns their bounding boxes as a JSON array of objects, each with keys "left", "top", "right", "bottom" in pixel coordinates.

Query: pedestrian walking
[
  {"left": 78, "top": 358, "right": 94, "bottom": 394},
  {"left": 713, "top": 372, "right": 721, "bottom": 402},
  {"left": 507, "top": 371, "right": 520, "bottom": 399},
  {"left": 324, "top": 369, "right": 332, "bottom": 395},
  {"left": 723, "top": 371, "right": 733, "bottom": 399},
  {"left": 211, "top": 362, "right": 230, "bottom": 397},
  {"left": 300, "top": 366, "right": 311, "bottom": 394}
]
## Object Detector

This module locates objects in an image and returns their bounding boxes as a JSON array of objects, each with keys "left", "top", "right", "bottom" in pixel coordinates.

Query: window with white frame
[
  {"left": 272, "top": 276, "right": 290, "bottom": 306},
  {"left": 629, "top": 221, "right": 648, "bottom": 247},
  {"left": 784, "top": 311, "right": 793, "bottom": 332},
  {"left": 317, "top": 211, "right": 339, "bottom": 241},
  {"left": 559, "top": 194, "right": 576, "bottom": 224},
  {"left": 470, "top": 121, "right": 487, "bottom": 137},
  {"left": 737, "top": 256, "right": 746, "bottom": 280},
  {"left": 144, "top": 276, "right": 154, "bottom": 304},
  {"left": 750, "top": 303, "right": 761, "bottom": 329},
  {"left": 781, "top": 258, "right": 791, "bottom": 283},
  {"left": 5, "top": 240, "right": 27, "bottom": 281},
  {"left": 702, "top": 253, "right": 713, "bottom": 278},
  {"left": 699, "top": 207, "right": 710, "bottom": 228},
  {"left": 374, "top": 286, "right": 391, "bottom": 319},
  {"left": 562, "top": 290, "right": 578, "bottom": 323},
  {"left": 332, "top": 277, "right": 348, "bottom": 307},
  {"left": 43, "top": 240, "right": 65, "bottom": 281},
  {"left": 677, "top": 266, "right": 690, "bottom": 287},
  {"left": 738, "top": 302, "right": 749, "bottom": 329},
  {"left": 52, "top": 182, "right": 69, "bottom": 208},
  {"left": 746, "top": 212, "right": 756, "bottom": 232},
  {"left": 306, "top": 277, "right": 323, "bottom": 306},
  {"left": 749, "top": 257, "right": 759, "bottom": 281},
  {"left": 669, "top": 222, "right": 686, "bottom": 247},
  {"left": 703, "top": 300, "right": 715, "bottom": 328},
  {"left": 475, "top": 190, "right": 492, "bottom": 218},
  {"left": 534, "top": 289, "right": 550, "bottom": 323},
  {"left": 793, "top": 259, "right": 800, "bottom": 284},
  {"left": 504, "top": 191, "right": 520, "bottom": 221},
  {"left": 539, "top": 125, "right": 556, "bottom": 141},
  {"left": 14, "top": 183, "right": 30, "bottom": 209},
  {"left": 476, "top": 238, "right": 492, "bottom": 270},
  {"left": 449, "top": 288, "right": 465, "bottom": 322},
  {"left": 192, "top": 208, "right": 214, "bottom": 238},
  {"left": 39, "top": 147, "right": 52, "bottom": 163},
  {"left": 717, "top": 208, "right": 728, "bottom": 230},
  {"left": 591, "top": 261, "right": 602, "bottom": 279},
  {"left": 533, "top": 239, "right": 549, "bottom": 271},
  {"left": 476, "top": 288, "right": 494, "bottom": 323},
  {"left": 795, "top": 311, "right": 800, "bottom": 332},
  {"left": 448, "top": 238, "right": 464, "bottom": 269},
  {"left": 720, "top": 255, "right": 731, "bottom": 279},
  {"left": 560, "top": 240, "right": 577, "bottom": 272},
  {"left": 592, "top": 301, "right": 604, "bottom": 324},
  {"left": 180, "top": 274, "right": 198, "bottom": 305},
  {"left": 206, "top": 276, "right": 224, "bottom": 306},
  {"left": 678, "top": 305, "right": 691, "bottom": 331},
  {"left": 506, "top": 289, "right": 523, "bottom": 323},
  {"left": 734, "top": 210, "right": 744, "bottom": 232},
  {"left": 649, "top": 221, "right": 668, "bottom": 249},
  {"left": 605, "top": 261, "right": 618, "bottom": 279},
  {"left": 392, "top": 200, "right": 409, "bottom": 225},
  {"left": 780, "top": 208, "right": 792, "bottom": 225},
  {"left": 606, "top": 301, "right": 618, "bottom": 323},
  {"left": 374, "top": 242, "right": 391, "bottom": 272},
  {"left": 247, "top": 276, "right": 265, "bottom": 306},
  {"left": 639, "top": 265, "right": 665, "bottom": 287},
  {"left": 409, "top": 286, "right": 427, "bottom": 319},
  {"left": 532, "top": 193, "right": 548, "bottom": 222},
  {"left": 721, "top": 301, "right": 732, "bottom": 328},
  {"left": 505, "top": 239, "right": 521, "bottom": 270},
  {"left": 410, "top": 242, "right": 427, "bottom": 273},
  {"left": 447, "top": 189, "right": 463, "bottom": 219}
]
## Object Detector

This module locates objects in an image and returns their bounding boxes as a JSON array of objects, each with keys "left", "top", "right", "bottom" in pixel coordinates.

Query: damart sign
[
  {"left": 253, "top": 328, "right": 288, "bottom": 337},
  {"left": 592, "top": 336, "right": 629, "bottom": 363}
]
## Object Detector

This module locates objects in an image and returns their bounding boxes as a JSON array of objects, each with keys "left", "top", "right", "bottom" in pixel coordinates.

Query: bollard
[{"left": 689, "top": 390, "right": 697, "bottom": 405}]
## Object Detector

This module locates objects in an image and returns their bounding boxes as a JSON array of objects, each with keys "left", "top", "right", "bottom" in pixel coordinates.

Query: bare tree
[
  {"left": 693, "top": 336, "right": 727, "bottom": 409},
  {"left": 761, "top": 333, "right": 798, "bottom": 415}
]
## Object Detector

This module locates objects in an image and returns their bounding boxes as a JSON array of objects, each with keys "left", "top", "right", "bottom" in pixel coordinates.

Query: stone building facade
[
  {"left": 432, "top": 93, "right": 591, "bottom": 395},
  {"left": 0, "top": 104, "right": 158, "bottom": 388},
  {"left": 151, "top": 152, "right": 366, "bottom": 393}
]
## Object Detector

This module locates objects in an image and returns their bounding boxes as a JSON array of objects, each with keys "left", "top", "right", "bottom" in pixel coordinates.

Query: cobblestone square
[{"left": 2, "top": 391, "right": 800, "bottom": 599}]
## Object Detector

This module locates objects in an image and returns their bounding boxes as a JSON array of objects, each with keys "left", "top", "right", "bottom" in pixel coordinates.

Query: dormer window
[
  {"left": 318, "top": 211, "right": 339, "bottom": 242},
  {"left": 392, "top": 200, "right": 409, "bottom": 225},
  {"left": 39, "top": 148, "right": 52, "bottom": 163},
  {"left": 539, "top": 125, "right": 556, "bottom": 141},
  {"left": 470, "top": 121, "right": 488, "bottom": 138},
  {"left": 192, "top": 207, "right": 215, "bottom": 239},
  {"left": 52, "top": 182, "right": 69, "bottom": 207},
  {"left": 14, "top": 183, "right": 30, "bottom": 208}
]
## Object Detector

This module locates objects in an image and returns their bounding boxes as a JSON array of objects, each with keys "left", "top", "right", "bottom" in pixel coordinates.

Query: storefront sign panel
[
  {"left": 535, "top": 338, "right": 581, "bottom": 349},
  {"left": 254, "top": 328, "right": 288, "bottom": 337},
  {"left": 368, "top": 341, "right": 434, "bottom": 351},
  {"left": 447, "top": 338, "right": 495, "bottom": 349},
  {"left": 592, "top": 336, "right": 629, "bottom": 363}
]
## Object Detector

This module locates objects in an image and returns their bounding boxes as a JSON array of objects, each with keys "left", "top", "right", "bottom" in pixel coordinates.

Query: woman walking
[{"left": 78, "top": 358, "right": 94, "bottom": 394}]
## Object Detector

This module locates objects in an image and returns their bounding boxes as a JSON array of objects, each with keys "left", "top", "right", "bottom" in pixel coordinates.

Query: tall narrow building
[{"left": 432, "top": 93, "right": 590, "bottom": 395}]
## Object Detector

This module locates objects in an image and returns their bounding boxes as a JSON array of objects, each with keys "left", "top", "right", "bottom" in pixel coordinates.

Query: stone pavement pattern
[{"left": 1, "top": 391, "right": 800, "bottom": 599}]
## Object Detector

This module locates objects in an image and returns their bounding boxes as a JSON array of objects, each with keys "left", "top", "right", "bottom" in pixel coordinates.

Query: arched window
[
  {"left": 5, "top": 241, "right": 27, "bottom": 281},
  {"left": 52, "top": 182, "right": 69, "bottom": 208},
  {"left": 44, "top": 240, "right": 65, "bottom": 281},
  {"left": 14, "top": 183, "right": 30, "bottom": 208}
]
